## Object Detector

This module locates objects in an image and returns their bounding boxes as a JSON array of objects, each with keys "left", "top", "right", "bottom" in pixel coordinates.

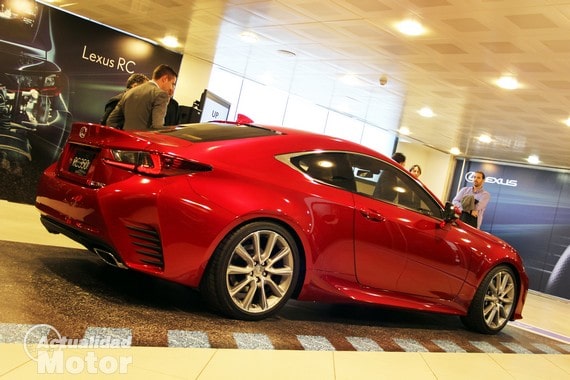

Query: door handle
[{"left": 360, "top": 209, "right": 386, "bottom": 222}]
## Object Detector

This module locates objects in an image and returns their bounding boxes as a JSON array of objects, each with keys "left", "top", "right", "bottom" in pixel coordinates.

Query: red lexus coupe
[{"left": 35, "top": 121, "right": 528, "bottom": 334}]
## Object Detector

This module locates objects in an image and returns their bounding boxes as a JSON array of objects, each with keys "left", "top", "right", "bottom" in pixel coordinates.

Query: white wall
[{"left": 174, "top": 55, "right": 213, "bottom": 107}]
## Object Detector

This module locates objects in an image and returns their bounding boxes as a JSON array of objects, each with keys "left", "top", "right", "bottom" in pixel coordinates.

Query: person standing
[
  {"left": 396, "top": 164, "right": 423, "bottom": 209},
  {"left": 100, "top": 73, "right": 149, "bottom": 125},
  {"left": 397, "top": 164, "right": 422, "bottom": 209},
  {"left": 392, "top": 152, "right": 406, "bottom": 167},
  {"left": 409, "top": 164, "right": 422, "bottom": 178},
  {"left": 452, "top": 171, "right": 490, "bottom": 229},
  {"left": 107, "top": 64, "right": 178, "bottom": 130},
  {"left": 373, "top": 152, "right": 407, "bottom": 202}
]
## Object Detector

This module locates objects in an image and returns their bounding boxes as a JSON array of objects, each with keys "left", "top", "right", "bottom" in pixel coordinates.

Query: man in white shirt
[{"left": 452, "top": 171, "right": 490, "bottom": 229}]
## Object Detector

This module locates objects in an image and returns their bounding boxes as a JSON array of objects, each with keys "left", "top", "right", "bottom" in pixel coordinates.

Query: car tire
[
  {"left": 460, "top": 265, "right": 518, "bottom": 334},
  {"left": 200, "top": 221, "right": 300, "bottom": 320}
]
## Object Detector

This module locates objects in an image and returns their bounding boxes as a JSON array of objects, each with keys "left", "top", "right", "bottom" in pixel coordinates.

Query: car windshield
[{"left": 157, "top": 123, "right": 280, "bottom": 142}]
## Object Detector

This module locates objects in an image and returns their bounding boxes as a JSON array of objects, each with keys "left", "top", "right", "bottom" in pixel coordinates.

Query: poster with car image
[{"left": 0, "top": 0, "right": 182, "bottom": 204}]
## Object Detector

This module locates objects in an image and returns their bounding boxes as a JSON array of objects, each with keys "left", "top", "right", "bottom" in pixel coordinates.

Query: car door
[
  {"left": 351, "top": 154, "right": 469, "bottom": 301},
  {"left": 288, "top": 152, "right": 358, "bottom": 276}
]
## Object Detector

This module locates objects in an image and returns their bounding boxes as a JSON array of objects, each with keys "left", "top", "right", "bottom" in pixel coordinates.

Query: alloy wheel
[
  {"left": 482, "top": 269, "right": 516, "bottom": 329},
  {"left": 225, "top": 229, "right": 295, "bottom": 314}
]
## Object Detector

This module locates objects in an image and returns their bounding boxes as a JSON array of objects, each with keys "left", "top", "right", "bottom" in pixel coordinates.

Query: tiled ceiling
[{"left": 47, "top": 0, "right": 570, "bottom": 169}]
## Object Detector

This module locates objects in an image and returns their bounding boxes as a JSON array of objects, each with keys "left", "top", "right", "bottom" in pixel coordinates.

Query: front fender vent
[{"left": 125, "top": 223, "right": 164, "bottom": 270}]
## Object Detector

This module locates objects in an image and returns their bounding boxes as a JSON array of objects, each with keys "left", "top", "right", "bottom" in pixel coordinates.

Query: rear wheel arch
[
  {"left": 199, "top": 217, "right": 307, "bottom": 319},
  {"left": 209, "top": 217, "right": 307, "bottom": 290}
]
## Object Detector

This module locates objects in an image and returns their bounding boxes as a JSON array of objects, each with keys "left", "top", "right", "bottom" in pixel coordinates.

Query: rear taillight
[{"left": 103, "top": 150, "right": 211, "bottom": 177}]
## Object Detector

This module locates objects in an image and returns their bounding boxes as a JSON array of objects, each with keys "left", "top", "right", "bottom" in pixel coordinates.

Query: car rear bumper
[
  {"left": 40, "top": 214, "right": 127, "bottom": 269},
  {"left": 35, "top": 163, "right": 232, "bottom": 287},
  {"left": 35, "top": 164, "right": 166, "bottom": 273}
]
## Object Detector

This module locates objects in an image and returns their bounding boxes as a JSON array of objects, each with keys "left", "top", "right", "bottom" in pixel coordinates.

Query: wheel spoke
[
  {"left": 240, "top": 281, "right": 258, "bottom": 309},
  {"left": 498, "top": 273, "right": 509, "bottom": 292},
  {"left": 267, "top": 246, "right": 290, "bottom": 266},
  {"left": 488, "top": 279, "right": 498, "bottom": 295},
  {"left": 260, "top": 233, "right": 279, "bottom": 262},
  {"left": 483, "top": 302, "right": 496, "bottom": 318},
  {"left": 499, "top": 281, "right": 514, "bottom": 297},
  {"left": 252, "top": 231, "right": 263, "bottom": 263},
  {"left": 266, "top": 266, "right": 293, "bottom": 277},
  {"left": 263, "top": 277, "right": 284, "bottom": 298},
  {"left": 499, "top": 296, "right": 514, "bottom": 306},
  {"left": 229, "top": 276, "right": 255, "bottom": 297},
  {"left": 498, "top": 287, "right": 512, "bottom": 300},
  {"left": 484, "top": 303, "right": 499, "bottom": 326},
  {"left": 258, "top": 279, "right": 268, "bottom": 309},
  {"left": 234, "top": 244, "right": 255, "bottom": 266},
  {"left": 227, "top": 264, "right": 253, "bottom": 275},
  {"left": 497, "top": 304, "right": 507, "bottom": 321}
]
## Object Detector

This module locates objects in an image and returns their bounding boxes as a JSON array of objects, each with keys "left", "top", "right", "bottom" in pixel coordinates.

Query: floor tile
[
  {"left": 421, "top": 352, "right": 510, "bottom": 380},
  {"left": 334, "top": 351, "right": 436, "bottom": 380},
  {"left": 489, "top": 353, "right": 570, "bottom": 380},
  {"left": 198, "top": 349, "right": 334, "bottom": 380}
]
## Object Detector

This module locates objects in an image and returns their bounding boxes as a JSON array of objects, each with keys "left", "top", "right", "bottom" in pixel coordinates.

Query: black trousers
[{"left": 460, "top": 211, "right": 478, "bottom": 228}]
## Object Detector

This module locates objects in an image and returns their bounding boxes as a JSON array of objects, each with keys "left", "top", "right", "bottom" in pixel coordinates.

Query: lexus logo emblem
[
  {"left": 79, "top": 126, "right": 88, "bottom": 138},
  {"left": 465, "top": 171, "right": 518, "bottom": 187}
]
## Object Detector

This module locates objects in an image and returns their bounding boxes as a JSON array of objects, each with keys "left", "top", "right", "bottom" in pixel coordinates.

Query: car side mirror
[{"left": 443, "top": 202, "right": 459, "bottom": 223}]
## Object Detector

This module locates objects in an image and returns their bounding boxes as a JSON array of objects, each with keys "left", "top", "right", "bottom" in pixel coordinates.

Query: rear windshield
[{"left": 157, "top": 123, "right": 281, "bottom": 142}]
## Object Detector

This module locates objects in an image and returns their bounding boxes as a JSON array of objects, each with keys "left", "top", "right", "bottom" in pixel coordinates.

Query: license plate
[{"left": 69, "top": 149, "right": 96, "bottom": 176}]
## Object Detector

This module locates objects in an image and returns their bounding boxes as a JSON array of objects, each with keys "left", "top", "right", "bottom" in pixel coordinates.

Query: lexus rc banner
[{"left": 0, "top": 0, "right": 182, "bottom": 203}]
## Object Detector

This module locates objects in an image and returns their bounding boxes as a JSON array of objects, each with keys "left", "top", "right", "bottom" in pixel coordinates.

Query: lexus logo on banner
[{"left": 465, "top": 171, "right": 518, "bottom": 187}]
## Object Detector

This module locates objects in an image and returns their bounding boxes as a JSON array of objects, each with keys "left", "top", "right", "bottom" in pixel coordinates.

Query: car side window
[
  {"left": 291, "top": 152, "right": 356, "bottom": 192},
  {"left": 349, "top": 154, "right": 442, "bottom": 217},
  {"left": 290, "top": 152, "right": 441, "bottom": 217}
]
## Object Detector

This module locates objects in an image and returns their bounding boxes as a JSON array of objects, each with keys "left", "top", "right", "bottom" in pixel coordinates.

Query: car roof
[
  {"left": 155, "top": 122, "right": 388, "bottom": 159},
  {"left": 158, "top": 122, "right": 281, "bottom": 142}
]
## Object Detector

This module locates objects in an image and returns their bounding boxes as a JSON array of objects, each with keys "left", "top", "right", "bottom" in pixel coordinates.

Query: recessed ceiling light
[
  {"left": 564, "top": 117, "right": 570, "bottom": 127},
  {"left": 396, "top": 19, "right": 425, "bottom": 36},
  {"left": 340, "top": 74, "right": 363, "bottom": 86},
  {"left": 240, "top": 31, "right": 259, "bottom": 43},
  {"left": 527, "top": 155, "right": 540, "bottom": 164},
  {"left": 160, "top": 36, "right": 179, "bottom": 48},
  {"left": 478, "top": 134, "right": 492, "bottom": 143},
  {"left": 450, "top": 147, "right": 461, "bottom": 155},
  {"left": 399, "top": 127, "right": 411, "bottom": 135},
  {"left": 496, "top": 76, "right": 519, "bottom": 90},
  {"left": 418, "top": 107, "right": 434, "bottom": 118}
]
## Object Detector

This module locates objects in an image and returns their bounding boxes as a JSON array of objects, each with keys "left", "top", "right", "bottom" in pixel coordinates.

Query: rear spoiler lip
[{"left": 68, "top": 122, "right": 191, "bottom": 149}]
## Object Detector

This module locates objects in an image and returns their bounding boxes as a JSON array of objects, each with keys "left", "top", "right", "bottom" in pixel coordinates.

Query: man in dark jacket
[
  {"left": 107, "top": 64, "right": 178, "bottom": 130},
  {"left": 100, "top": 73, "right": 148, "bottom": 125}
]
